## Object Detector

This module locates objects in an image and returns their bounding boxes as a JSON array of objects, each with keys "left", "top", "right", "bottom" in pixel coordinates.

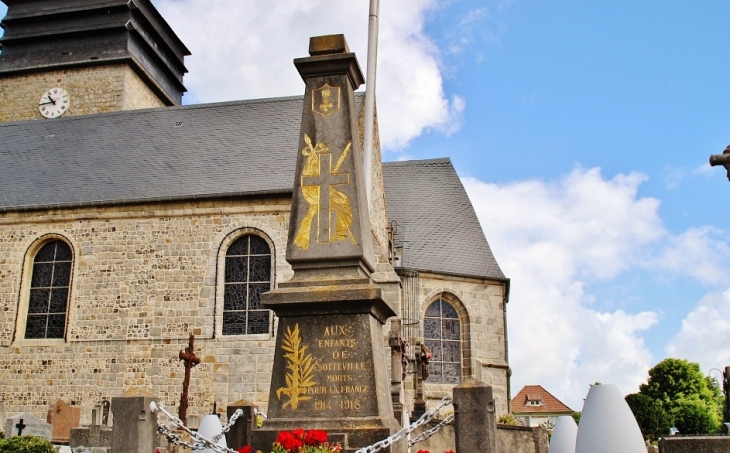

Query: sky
[{"left": 2, "top": 0, "right": 729, "bottom": 411}]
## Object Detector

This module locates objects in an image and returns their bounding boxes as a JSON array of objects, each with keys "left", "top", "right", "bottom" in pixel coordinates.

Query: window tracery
[
  {"left": 223, "top": 235, "right": 272, "bottom": 335},
  {"left": 25, "top": 240, "right": 72, "bottom": 339},
  {"left": 424, "top": 299, "right": 461, "bottom": 384}
]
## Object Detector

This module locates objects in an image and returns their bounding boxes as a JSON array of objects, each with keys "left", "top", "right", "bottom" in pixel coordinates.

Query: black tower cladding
[{"left": 0, "top": 0, "right": 189, "bottom": 105}]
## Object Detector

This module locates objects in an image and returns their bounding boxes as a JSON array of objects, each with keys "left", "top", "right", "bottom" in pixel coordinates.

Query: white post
[{"left": 363, "top": 0, "right": 380, "bottom": 204}]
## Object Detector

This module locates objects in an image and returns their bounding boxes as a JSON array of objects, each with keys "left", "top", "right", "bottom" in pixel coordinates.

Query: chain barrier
[
  {"left": 353, "top": 396, "right": 452, "bottom": 453},
  {"left": 151, "top": 401, "right": 242, "bottom": 453},
  {"left": 213, "top": 407, "right": 243, "bottom": 442},
  {"left": 407, "top": 413, "right": 454, "bottom": 447}
]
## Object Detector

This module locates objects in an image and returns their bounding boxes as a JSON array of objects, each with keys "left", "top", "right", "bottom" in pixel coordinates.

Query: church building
[{"left": 0, "top": 0, "right": 510, "bottom": 425}]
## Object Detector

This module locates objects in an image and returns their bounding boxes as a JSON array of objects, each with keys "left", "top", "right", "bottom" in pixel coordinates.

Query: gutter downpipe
[
  {"left": 363, "top": 0, "right": 380, "bottom": 204},
  {"left": 503, "top": 278, "right": 511, "bottom": 413}
]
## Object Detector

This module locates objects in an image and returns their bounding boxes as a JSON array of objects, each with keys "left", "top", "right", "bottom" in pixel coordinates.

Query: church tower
[{"left": 0, "top": 0, "right": 189, "bottom": 122}]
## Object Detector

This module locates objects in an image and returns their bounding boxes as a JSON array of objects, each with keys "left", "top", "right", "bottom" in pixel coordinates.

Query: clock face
[{"left": 38, "top": 88, "right": 70, "bottom": 119}]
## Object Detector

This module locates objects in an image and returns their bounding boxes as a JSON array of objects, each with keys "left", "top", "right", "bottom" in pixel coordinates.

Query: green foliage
[
  {"left": 0, "top": 435, "right": 56, "bottom": 453},
  {"left": 640, "top": 359, "right": 718, "bottom": 406},
  {"left": 671, "top": 397, "right": 722, "bottom": 435},
  {"left": 497, "top": 414, "right": 519, "bottom": 426},
  {"left": 627, "top": 358, "right": 724, "bottom": 438},
  {"left": 540, "top": 419, "right": 555, "bottom": 430},
  {"left": 571, "top": 411, "right": 581, "bottom": 426},
  {"left": 625, "top": 393, "right": 671, "bottom": 441}
]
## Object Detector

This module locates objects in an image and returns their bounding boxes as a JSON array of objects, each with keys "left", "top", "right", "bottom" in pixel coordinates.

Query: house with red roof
[{"left": 511, "top": 385, "right": 574, "bottom": 427}]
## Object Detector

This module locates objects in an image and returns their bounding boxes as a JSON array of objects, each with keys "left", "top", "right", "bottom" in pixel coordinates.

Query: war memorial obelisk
[{"left": 252, "top": 35, "right": 404, "bottom": 452}]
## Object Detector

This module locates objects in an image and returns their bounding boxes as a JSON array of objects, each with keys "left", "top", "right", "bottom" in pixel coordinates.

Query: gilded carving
[
  {"left": 276, "top": 324, "right": 317, "bottom": 410},
  {"left": 312, "top": 83, "right": 341, "bottom": 118},
  {"left": 294, "top": 134, "right": 356, "bottom": 250}
]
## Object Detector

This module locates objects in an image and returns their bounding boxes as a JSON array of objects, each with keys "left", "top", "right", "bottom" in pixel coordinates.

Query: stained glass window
[
  {"left": 223, "top": 235, "right": 272, "bottom": 335},
  {"left": 25, "top": 240, "right": 72, "bottom": 339},
  {"left": 424, "top": 299, "right": 461, "bottom": 384}
]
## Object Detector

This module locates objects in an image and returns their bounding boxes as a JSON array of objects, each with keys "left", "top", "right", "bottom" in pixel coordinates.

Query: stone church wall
[
  {"left": 418, "top": 272, "right": 510, "bottom": 416},
  {"left": 0, "top": 198, "right": 291, "bottom": 423},
  {"left": 0, "top": 198, "right": 508, "bottom": 424},
  {"left": 0, "top": 65, "right": 166, "bottom": 123}
]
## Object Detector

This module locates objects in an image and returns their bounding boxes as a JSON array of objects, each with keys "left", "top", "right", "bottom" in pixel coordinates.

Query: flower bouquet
[{"left": 237, "top": 428, "right": 342, "bottom": 453}]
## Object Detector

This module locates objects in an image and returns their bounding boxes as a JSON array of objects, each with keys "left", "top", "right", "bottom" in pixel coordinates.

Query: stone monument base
[{"left": 258, "top": 285, "right": 404, "bottom": 453}]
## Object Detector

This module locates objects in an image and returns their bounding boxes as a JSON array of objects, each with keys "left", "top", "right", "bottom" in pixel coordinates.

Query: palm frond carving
[{"left": 276, "top": 324, "right": 317, "bottom": 409}]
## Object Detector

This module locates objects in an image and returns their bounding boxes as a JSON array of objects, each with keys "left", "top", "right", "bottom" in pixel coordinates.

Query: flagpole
[{"left": 363, "top": 0, "right": 380, "bottom": 205}]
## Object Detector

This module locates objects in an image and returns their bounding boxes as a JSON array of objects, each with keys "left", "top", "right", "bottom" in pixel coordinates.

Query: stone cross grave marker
[
  {"left": 70, "top": 406, "right": 112, "bottom": 453},
  {"left": 47, "top": 399, "right": 81, "bottom": 443},
  {"left": 252, "top": 34, "right": 403, "bottom": 453},
  {"left": 4, "top": 412, "right": 53, "bottom": 440}
]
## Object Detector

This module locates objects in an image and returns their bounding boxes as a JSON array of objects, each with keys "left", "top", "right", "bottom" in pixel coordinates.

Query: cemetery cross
[
  {"left": 15, "top": 418, "right": 26, "bottom": 436},
  {"left": 178, "top": 333, "right": 201, "bottom": 425}
]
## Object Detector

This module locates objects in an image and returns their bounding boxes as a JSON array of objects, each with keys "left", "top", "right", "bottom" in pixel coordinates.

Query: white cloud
[
  {"left": 650, "top": 226, "right": 730, "bottom": 285},
  {"left": 666, "top": 288, "right": 730, "bottom": 372},
  {"left": 463, "top": 167, "right": 679, "bottom": 409},
  {"left": 153, "top": 0, "right": 461, "bottom": 150}
]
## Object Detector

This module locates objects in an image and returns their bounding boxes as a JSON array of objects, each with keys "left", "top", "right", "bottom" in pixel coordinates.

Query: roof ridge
[{"left": 383, "top": 157, "right": 451, "bottom": 166}]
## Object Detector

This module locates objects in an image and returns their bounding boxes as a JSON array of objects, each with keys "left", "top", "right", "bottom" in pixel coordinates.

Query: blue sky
[{"left": 2, "top": 1, "right": 728, "bottom": 409}]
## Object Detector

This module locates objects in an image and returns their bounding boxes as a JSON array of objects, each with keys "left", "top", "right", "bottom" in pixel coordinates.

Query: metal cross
[
  {"left": 178, "top": 333, "right": 201, "bottom": 425},
  {"left": 15, "top": 419, "right": 26, "bottom": 436},
  {"left": 301, "top": 153, "right": 349, "bottom": 243}
]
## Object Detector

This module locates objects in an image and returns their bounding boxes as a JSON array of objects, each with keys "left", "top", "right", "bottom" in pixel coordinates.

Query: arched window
[
  {"left": 223, "top": 235, "right": 272, "bottom": 335},
  {"left": 25, "top": 240, "right": 73, "bottom": 339},
  {"left": 424, "top": 299, "right": 461, "bottom": 384}
]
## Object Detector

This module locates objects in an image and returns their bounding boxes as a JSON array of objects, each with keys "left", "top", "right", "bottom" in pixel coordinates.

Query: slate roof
[
  {"left": 0, "top": 96, "right": 302, "bottom": 210},
  {"left": 0, "top": 96, "right": 505, "bottom": 281},
  {"left": 512, "top": 385, "right": 574, "bottom": 414},
  {"left": 383, "top": 159, "right": 505, "bottom": 280}
]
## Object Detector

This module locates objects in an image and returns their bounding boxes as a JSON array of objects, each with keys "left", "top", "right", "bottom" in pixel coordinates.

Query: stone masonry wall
[
  {"left": 0, "top": 65, "right": 166, "bottom": 123},
  {"left": 418, "top": 272, "right": 510, "bottom": 417},
  {"left": 0, "top": 198, "right": 291, "bottom": 424},
  {"left": 0, "top": 198, "right": 509, "bottom": 425}
]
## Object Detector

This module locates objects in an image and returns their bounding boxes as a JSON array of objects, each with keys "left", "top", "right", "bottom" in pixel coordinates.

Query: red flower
[
  {"left": 276, "top": 430, "right": 303, "bottom": 451},
  {"left": 417, "top": 450, "right": 431, "bottom": 453},
  {"left": 291, "top": 428, "right": 306, "bottom": 439},
  {"left": 304, "top": 429, "right": 328, "bottom": 446},
  {"left": 445, "top": 450, "right": 456, "bottom": 453},
  {"left": 236, "top": 447, "right": 252, "bottom": 453}
]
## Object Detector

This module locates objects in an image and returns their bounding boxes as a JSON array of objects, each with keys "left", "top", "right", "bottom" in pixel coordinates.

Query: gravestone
[
  {"left": 110, "top": 394, "right": 158, "bottom": 453},
  {"left": 251, "top": 34, "right": 403, "bottom": 453},
  {"left": 225, "top": 402, "right": 256, "bottom": 450},
  {"left": 47, "top": 399, "right": 81, "bottom": 443},
  {"left": 70, "top": 406, "right": 112, "bottom": 452},
  {"left": 4, "top": 412, "right": 53, "bottom": 440}
]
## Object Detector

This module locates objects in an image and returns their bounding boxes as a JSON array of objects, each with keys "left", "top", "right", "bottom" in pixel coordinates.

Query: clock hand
[
  {"left": 46, "top": 92, "right": 57, "bottom": 105},
  {"left": 39, "top": 100, "right": 56, "bottom": 106}
]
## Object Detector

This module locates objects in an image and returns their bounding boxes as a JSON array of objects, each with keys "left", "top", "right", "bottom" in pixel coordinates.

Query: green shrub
[
  {"left": 498, "top": 414, "right": 519, "bottom": 426},
  {"left": 0, "top": 435, "right": 56, "bottom": 453}
]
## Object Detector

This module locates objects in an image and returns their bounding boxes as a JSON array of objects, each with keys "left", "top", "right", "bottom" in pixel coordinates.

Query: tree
[
  {"left": 571, "top": 411, "right": 581, "bottom": 426},
  {"left": 671, "top": 397, "right": 722, "bottom": 435},
  {"left": 626, "top": 358, "right": 723, "bottom": 438},
  {"left": 625, "top": 393, "right": 671, "bottom": 441}
]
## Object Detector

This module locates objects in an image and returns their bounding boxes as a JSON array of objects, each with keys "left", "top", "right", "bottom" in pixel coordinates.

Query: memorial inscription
[{"left": 274, "top": 319, "right": 375, "bottom": 416}]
